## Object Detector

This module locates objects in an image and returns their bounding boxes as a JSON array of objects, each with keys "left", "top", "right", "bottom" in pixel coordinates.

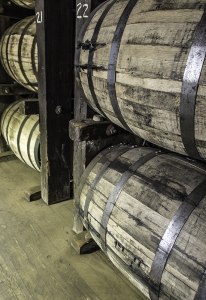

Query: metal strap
[
  {"left": 107, "top": 0, "right": 138, "bottom": 134},
  {"left": 149, "top": 178, "right": 206, "bottom": 300},
  {"left": 83, "top": 145, "right": 131, "bottom": 226},
  {"left": 31, "top": 35, "right": 38, "bottom": 81},
  {"left": 1, "top": 100, "right": 21, "bottom": 136},
  {"left": 180, "top": 8, "right": 206, "bottom": 161},
  {"left": 18, "top": 17, "right": 37, "bottom": 92},
  {"left": 100, "top": 150, "right": 164, "bottom": 251},
  {"left": 5, "top": 108, "right": 19, "bottom": 144},
  {"left": 87, "top": 0, "right": 116, "bottom": 118},
  {"left": 75, "top": 0, "right": 109, "bottom": 90},
  {"left": 194, "top": 270, "right": 206, "bottom": 300},
  {"left": 34, "top": 134, "right": 40, "bottom": 171},
  {"left": 27, "top": 120, "right": 39, "bottom": 170},
  {"left": 5, "top": 21, "right": 23, "bottom": 86},
  {"left": 75, "top": 144, "right": 120, "bottom": 209},
  {"left": 17, "top": 115, "right": 30, "bottom": 164}
]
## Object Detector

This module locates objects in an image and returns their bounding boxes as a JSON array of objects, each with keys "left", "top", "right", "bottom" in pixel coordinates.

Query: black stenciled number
[{"left": 77, "top": 3, "right": 89, "bottom": 19}]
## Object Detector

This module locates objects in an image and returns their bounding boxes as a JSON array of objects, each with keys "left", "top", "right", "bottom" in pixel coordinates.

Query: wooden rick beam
[
  {"left": 35, "top": 0, "right": 73, "bottom": 204},
  {"left": 73, "top": 0, "right": 107, "bottom": 234}
]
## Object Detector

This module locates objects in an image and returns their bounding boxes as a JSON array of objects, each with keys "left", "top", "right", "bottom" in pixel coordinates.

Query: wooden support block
[
  {"left": 71, "top": 231, "right": 99, "bottom": 255},
  {"left": 69, "top": 119, "right": 128, "bottom": 142},
  {"left": 24, "top": 185, "right": 41, "bottom": 202},
  {"left": 0, "top": 84, "right": 35, "bottom": 96},
  {"left": 0, "top": 151, "right": 17, "bottom": 162},
  {"left": 19, "top": 100, "right": 39, "bottom": 115}
]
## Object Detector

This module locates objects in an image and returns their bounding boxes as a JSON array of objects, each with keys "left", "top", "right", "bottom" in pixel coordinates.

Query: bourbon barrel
[
  {"left": 77, "top": 145, "right": 206, "bottom": 300},
  {"left": 0, "top": 16, "right": 37, "bottom": 92},
  {"left": 1, "top": 99, "right": 40, "bottom": 171},
  {"left": 78, "top": 0, "right": 206, "bottom": 161},
  {"left": 10, "top": 0, "right": 35, "bottom": 9}
]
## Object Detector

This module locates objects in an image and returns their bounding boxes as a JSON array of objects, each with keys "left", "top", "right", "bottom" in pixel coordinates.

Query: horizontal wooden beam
[
  {"left": 19, "top": 100, "right": 39, "bottom": 115},
  {"left": 0, "top": 151, "right": 17, "bottom": 163},
  {"left": 69, "top": 119, "right": 128, "bottom": 142},
  {"left": 0, "top": 1, "right": 35, "bottom": 19},
  {"left": 0, "top": 84, "right": 35, "bottom": 96}
]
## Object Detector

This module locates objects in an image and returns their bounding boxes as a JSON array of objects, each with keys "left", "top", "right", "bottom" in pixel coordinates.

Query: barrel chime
[
  {"left": 75, "top": 0, "right": 206, "bottom": 300},
  {"left": 0, "top": 16, "right": 37, "bottom": 92},
  {"left": 1, "top": 99, "right": 40, "bottom": 171}
]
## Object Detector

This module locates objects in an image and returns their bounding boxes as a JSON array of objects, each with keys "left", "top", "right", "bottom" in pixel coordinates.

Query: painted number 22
[{"left": 77, "top": 3, "right": 88, "bottom": 19}]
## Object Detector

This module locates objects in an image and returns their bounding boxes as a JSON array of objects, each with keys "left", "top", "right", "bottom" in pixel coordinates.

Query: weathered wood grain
[
  {"left": 79, "top": 0, "right": 206, "bottom": 160},
  {"left": 0, "top": 16, "right": 38, "bottom": 92},
  {"left": 1, "top": 99, "right": 40, "bottom": 171},
  {"left": 78, "top": 146, "right": 206, "bottom": 300}
]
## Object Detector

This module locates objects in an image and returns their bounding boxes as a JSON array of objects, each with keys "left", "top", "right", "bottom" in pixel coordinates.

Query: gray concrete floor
[{"left": 0, "top": 157, "right": 147, "bottom": 300}]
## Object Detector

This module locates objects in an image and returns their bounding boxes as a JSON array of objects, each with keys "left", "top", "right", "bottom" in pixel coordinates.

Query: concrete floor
[{"left": 0, "top": 157, "right": 147, "bottom": 300}]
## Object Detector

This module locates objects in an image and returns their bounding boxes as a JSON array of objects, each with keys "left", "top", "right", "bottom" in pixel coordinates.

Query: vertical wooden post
[
  {"left": 35, "top": 0, "right": 73, "bottom": 204},
  {"left": 73, "top": 0, "right": 106, "bottom": 233},
  {"left": 73, "top": 0, "right": 92, "bottom": 233}
]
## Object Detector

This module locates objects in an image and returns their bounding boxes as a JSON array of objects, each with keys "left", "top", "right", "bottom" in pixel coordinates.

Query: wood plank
[
  {"left": 0, "top": 83, "right": 34, "bottom": 96},
  {"left": 36, "top": 0, "right": 73, "bottom": 204}
]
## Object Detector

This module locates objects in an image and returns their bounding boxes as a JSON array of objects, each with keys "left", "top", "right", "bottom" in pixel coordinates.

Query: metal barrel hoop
[
  {"left": 180, "top": 8, "right": 206, "bottom": 161},
  {"left": 107, "top": 0, "right": 138, "bottom": 134}
]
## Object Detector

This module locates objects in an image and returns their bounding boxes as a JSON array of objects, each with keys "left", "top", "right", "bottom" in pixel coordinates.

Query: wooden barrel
[
  {"left": 1, "top": 99, "right": 40, "bottom": 171},
  {"left": 77, "top": 145, "right": 206, "bottom": 300},
  {"left": 0, "top": 16, "right": 37, "bottom": 92},
  {"left": 10, "top": 0, "right": 35, "bottom": 9},
  {"left": 78, "top": 0, "right": 206, "bottom": 161}
]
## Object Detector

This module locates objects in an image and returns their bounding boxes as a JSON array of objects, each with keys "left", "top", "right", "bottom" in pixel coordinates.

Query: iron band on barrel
[
  {"left": 149, "top": 178, "right": 206, "bottom": 300},
  {"left": 83, "top": 145, "right": 131, "bottom": 227},
  {"left": 76, "top": 144, "right": 120, "bottom": 210},
  {"left": 180, "top": 8, "right": 206, "bottom": 161},
  {"left": 17, "top": 115, "right": 30, "bottom": 164},
  {"left": 99, "top": 149, "right": 166, "bottom": 251},
  {"left": 87, "top": 0, "right": 116, "bottom": 118},
  {"left": 18, "top": 17, "right": 37, "bottom": 92},
  {"left": 107, "top": 0, "right": 138, "bottom": 134},
  {"left": 5, "top": 21, "right": 22, "bottom": 86},
  {"left": 75, "top": 1, "right": 108, "bottom": 115},
  {"left": 27, "top": 120, "right": 39, "bottom": 171}
]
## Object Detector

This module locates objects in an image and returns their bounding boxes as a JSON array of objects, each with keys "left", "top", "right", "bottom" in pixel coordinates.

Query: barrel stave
[
  {"left": 0, "top": 16, "right": 37, "bottom": 92},
  {"left": 79, "top": 0, "right": 206, "bottom": 160},
  {"left": 79, "top": 147, "right": 206, "bottom": 299},
  {"left": 11, "top": 0, "right": 35, "bottom": 9},
  {"left": 1, "top": 100, "right": 40, "bottom": 171}
]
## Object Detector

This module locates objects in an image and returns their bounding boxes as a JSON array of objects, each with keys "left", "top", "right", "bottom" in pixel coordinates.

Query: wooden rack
[{"left": 35, "top": 0, "right": 74, "bottom": 204}]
